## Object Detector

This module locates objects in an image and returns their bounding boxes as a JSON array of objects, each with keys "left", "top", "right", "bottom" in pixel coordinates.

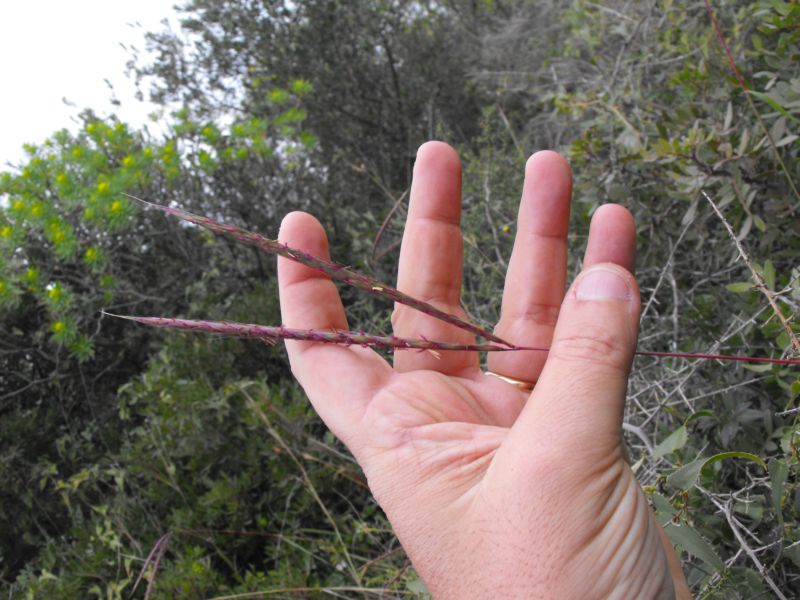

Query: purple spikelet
[
  {"left": 127, "top": 195, "right": 513, "bottom": 347},
  {"left": 107, "top": 314, "right": 521, "bottom": 354},
  {"left": 107, "top": 314, "right": 800, "bottom": 365}
]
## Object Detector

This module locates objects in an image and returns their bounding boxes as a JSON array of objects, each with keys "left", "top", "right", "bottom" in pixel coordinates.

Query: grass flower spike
[
  {"left": 120, "top": 196, "right": 800, "bottom": 367},
  {"left": 127, "top": 195, "right": 512, "bottom": 347},
  {"left": 108, "top": 314, "right": 800, "bottom": 366},
  {"left": 106, "top": 314, "right": 520, "bottom": 354}
]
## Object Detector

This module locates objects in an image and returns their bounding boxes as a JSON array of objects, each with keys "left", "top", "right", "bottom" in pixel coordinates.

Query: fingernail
[{"left": 575, "top": 268, "right": 631, "bottom": 301}]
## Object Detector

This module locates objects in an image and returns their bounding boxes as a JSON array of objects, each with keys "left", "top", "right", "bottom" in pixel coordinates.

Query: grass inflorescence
[{"left": 115, "top": 197, "right": 800, "bottom": 367}]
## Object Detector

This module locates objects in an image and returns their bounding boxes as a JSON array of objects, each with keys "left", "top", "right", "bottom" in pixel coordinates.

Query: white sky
[{"left": 0, "top": 1, "right": 181, "bottom": 170}]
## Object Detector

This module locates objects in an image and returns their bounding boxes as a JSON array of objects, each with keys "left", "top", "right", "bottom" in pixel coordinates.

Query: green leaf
[
  {"left": 749, "top": 90, "right": 800, "bottom": 126},
  {"left": 685, "top": 410, "right": 715, "bottom": 426},
  {"left": 663, "top": 521, "right": 724, "bottom": 571},
  {"left": 727, "top": 567, "right": 768, "bottom": 596},
  {"left": 703, "top": 451, "right": 766, "bottom": 470},
  {"left": 743, "top": 362, "right": 776, "bottom": 373},
  {"left": 406, "top": 578, "right": 430, "bottom": 594},
  {"left": 734, "top": 495, "right": 764, "bottom": 522},
  {"left": 667, "top": 452, "right": 767, "bottom": 490},
  {"left": 726, "top": 281, "right": 753, "bottom": 293},
  {"left": 667, "top": 458, "right": 705, "bottom": 490},
  {"left": 653, "top": 425, "right": 687, "bottom": 459},
  {"left": 769, "top": 459, "right": 788, "bottom": 528},
  {"left": 763, "top": 259, "right": 776, "bottom": 291},
  {"left": 650, "top": 492, "right": 673, "bottom": 519}
]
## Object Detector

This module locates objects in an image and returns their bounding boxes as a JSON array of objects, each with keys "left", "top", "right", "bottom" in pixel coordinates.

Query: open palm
[{"left": 278, "top": 142, "right": 688, "bottom": 599}]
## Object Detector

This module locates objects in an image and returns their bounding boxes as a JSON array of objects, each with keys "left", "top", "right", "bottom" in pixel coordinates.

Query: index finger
[{"left": 278, "top": 211, "right": 391, "bottom": 440}]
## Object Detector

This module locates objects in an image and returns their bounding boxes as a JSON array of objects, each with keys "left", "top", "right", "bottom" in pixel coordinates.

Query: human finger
[
  {"left": 510, "top": 263, "right": 641, "bottom": 458},
  {"left": 487, "top": 151, "right": 572, "bottom": 385},
  {"left": 392, "top": 141, "right": 478, "bottom": 376},
  {"left": 583, "top": 203, "right": 636, "bottom": 272},
  {"left": 278, "top": 211, "right": 391, "bottom": 441}
]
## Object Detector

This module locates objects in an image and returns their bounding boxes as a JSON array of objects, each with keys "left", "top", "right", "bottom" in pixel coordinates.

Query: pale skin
[{"left": 277, "top": 142, "right": 691, "bottom": 599}]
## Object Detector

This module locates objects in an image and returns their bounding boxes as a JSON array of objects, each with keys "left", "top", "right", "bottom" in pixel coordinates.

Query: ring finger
[{"left": 487, "top": 151, "right": 572, "bottom": 385}]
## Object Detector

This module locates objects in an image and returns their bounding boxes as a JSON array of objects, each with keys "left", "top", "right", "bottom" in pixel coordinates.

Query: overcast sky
[{"left": 0, "top": 1, "right": 181, "bottom": 170}]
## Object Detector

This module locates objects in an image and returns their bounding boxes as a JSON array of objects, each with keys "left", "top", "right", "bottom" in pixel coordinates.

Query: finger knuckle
[
  {"left": 507, "top": 302, "right": 561, "bottom": 329},
  {"left": 551, "top": 327, "right": 631, "bottom": 372}
]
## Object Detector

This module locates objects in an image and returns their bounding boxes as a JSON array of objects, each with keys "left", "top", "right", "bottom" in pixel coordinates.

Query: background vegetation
[{"left": 1, "top": 0, "right": 799, "bottom": 597}]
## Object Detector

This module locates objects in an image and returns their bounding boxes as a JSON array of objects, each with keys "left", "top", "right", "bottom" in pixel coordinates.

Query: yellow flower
[
  {"left": 110, "top": 200, "right": 123, "bottom": 214},
  {"left": 72, "top": 147, "right": 82, "bottom": 158},
  {"left": 122, "top": 156, "right": 134, "bottom": 168},
  {"left": 143, "top": 148, "right": 152, "bottom": 157},
  {"left": 56, "top": 173, "right": 68, "bottom": 185},
  {"left": 31, "top": 204, "right": 43, "bottom": 217},
  {"left": 502, "top": 225, "right": 511, "bottom": 234},
  {"left": 97, "top": 181, "right": 110, "bottom": 193},
  {"left": 84, "top": 247, "right": 98, "bottom": 262},
  {"left": 52, "top": 230, "right": 65, "bottom": 244},
  {"left": 86, "top": 123, "right": 96, "bottom": 133},
  {"left": 0, "top": 226, "right": 11, "bottom": 238},
  {"left": 84, "top": 208, "right": 95, "bottom": 219},
  {"left": 26, "top": 268, "right": 38, "bottom": 281},
  {"left": 12, "top": 200, "right": 25, "bottom": 211},
  {"left": 52, "top": 321, "right": 66, "bottom": 334},
  {"left": 48, "top": 286, "right": 62, "bottom": 301}
]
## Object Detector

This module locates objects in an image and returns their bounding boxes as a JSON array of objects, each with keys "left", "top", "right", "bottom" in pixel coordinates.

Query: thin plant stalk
[
  {"left": 702, "top": 0, "right": 800, "bottom": 207},
  {"left": 106, "top": 314, "right": 524, "bottom": 354},
  {"left": 127, "top": 194, "right": 512, "bottom": 347},
  {"left": 703, "top": 191, "right": 800, "bottom": 355},
  {"left": 109, "top": 314, "right": 800, "bottom": 366}
]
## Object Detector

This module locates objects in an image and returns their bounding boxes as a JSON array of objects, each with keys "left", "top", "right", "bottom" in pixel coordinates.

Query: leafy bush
[{"left": 2, "top": 1, "right": 799, "bottom": 597}]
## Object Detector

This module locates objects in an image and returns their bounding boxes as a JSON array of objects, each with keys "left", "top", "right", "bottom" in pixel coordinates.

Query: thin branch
[
  {"left": 706, "top": 494, "right": 788, "bottom": 600},
  {"left": 370, "top": 188, "right": 408, "bottom": 266},
  {"left": 703, "top": 191, "right": 800, "bottom": 355}
]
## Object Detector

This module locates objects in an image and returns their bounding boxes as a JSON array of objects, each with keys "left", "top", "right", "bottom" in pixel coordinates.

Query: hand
[{"left": 277, "top": 142, "right": 689, "bottom": 599}]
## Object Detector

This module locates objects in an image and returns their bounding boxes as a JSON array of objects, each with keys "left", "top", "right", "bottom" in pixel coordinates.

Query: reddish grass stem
[
  {"left": 109, "top": 314, "right": 800, "bottom": 365},
  {"left": 127, "top": 194, "right": 512, "bottom": 347},
  {"left": 107, "top": 314, "right": 522, "bottom": 354},
  {"left": 634, "top": 350, "right": 800, "bottom": 367}
]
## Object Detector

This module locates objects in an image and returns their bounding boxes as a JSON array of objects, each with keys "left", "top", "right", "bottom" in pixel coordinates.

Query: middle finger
[{"left": 392, "top": 142, "right": 478, "bottom": 376}]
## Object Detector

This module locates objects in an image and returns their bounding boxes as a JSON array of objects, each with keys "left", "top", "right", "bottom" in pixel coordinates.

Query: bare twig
[
  {"left": 706, "top": 494, "right": 788, "bottom": 600},
  {"left": 703, "top": 191, "right": 800, "bottom": 355},
  {"left": 370, "top": 188, "right": 408, "bottom": 266},
  {"left": 775, "top": 406, "right": 800, "bottom": 417}
]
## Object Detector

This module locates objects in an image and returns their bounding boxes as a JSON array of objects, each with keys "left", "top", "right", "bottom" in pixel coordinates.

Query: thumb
[{"left": 513, "top": 263, "right": 640, "bottom": 454}]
